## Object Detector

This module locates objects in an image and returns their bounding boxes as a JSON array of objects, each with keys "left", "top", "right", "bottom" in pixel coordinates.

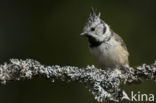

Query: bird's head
[{"left": 81, "top": 8, "right": 112, "bottom": 47}]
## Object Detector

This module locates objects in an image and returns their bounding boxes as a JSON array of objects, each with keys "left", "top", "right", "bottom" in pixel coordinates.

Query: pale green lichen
[{"left": 0, "top": 59, "right": 156, "bottom": 102}]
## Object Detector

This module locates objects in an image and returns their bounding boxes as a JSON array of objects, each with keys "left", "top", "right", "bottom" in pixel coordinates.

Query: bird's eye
[{"left": 90, "top": 27, "right": 95, "bottom": 31}]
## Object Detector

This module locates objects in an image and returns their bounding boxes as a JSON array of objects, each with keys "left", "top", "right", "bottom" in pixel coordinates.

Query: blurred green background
[{"left": 0, "top": 0, "right": 156, "bottom": 103}]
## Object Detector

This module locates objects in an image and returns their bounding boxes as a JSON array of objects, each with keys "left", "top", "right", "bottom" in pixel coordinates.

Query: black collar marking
[
  {"left": 103, "top": 24, "right": 106, "bottom": 34},
  {"left": 88, "top": 31, "right": 113, "bottom": 48},
  {"left": 88, "top": 36, "right": 103, "bottom": 48}
]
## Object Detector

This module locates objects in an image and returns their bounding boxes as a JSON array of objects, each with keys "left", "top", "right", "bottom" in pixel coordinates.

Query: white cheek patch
[
  {"left": 96, "top": 25, "right": 103, "bottom": 35},
  {"left": 90, "top": 23, "right": 111, "bottom": 42}
]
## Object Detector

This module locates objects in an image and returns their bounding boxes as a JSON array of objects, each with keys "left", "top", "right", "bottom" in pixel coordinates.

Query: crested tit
[{"left": 81, "top": 8, "right": 129, "bottom": 70}]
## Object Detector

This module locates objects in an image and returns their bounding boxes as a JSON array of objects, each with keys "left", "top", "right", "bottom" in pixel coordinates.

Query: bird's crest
[{"left": 86, "top": 8, "right": 101, "bottom": 27}]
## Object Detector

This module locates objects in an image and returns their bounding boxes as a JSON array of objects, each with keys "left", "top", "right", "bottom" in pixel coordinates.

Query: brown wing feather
[
  {"left": 113, "top": 32, "right": 128, "bottom": 51},
  {"left": 112, "top": 32, "right": 129, "bottom": 65}
]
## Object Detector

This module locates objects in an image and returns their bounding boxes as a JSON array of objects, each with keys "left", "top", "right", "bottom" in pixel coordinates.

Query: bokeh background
[{"left": 0, "top": 0, "right": 156, "bottom": 103}]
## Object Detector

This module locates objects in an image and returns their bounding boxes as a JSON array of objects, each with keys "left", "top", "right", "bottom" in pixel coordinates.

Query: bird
[{"left": 80, "top": 8, "right": 129, "bottom": 70}]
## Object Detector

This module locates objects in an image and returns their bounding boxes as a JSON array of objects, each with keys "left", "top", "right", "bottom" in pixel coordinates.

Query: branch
[{"left": 0, "top": 59, "right": 156, "bottom": 102}]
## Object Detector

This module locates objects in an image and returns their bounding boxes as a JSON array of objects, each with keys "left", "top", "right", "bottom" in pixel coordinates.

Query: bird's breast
[{"left": 89, "top": 42, "right": 129, "bottom": 69}]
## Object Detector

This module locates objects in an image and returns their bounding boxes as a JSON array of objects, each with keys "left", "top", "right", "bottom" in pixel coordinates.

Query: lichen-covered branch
[{"left": 0, "top": 59, "right": 156, "bottom": 102}]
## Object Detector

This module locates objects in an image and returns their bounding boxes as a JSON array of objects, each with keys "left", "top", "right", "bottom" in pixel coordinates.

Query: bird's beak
[{"left": 80, "top": 32, "right": 88, "bottom": 36}]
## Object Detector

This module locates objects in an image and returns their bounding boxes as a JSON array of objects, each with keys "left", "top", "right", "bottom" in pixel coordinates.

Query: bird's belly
[{"left": 89, "top": 44, "right": 128, "bottom": 69}]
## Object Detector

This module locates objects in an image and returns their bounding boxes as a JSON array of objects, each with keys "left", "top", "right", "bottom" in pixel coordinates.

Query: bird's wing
[
  {"left": 113, "top": 32, "right": 130, "bottom": 65},
  {"left": 113, "top": 32, "right": 128, "bottom": 52}
]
